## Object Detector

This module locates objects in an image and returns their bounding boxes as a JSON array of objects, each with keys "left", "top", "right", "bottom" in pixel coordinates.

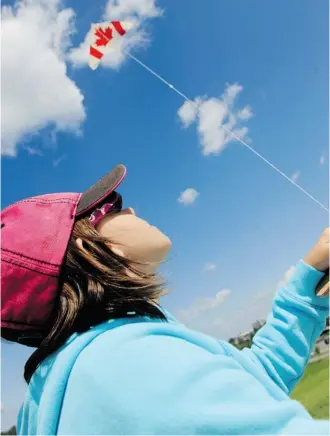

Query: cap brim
[{"left": 76, "top": 164, "right": 127, "bottom": 217}]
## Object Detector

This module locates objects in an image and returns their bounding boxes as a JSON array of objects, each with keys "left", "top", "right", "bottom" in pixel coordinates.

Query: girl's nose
[{"left": 122, "top": 207, "right": 135, "bottom": 216}]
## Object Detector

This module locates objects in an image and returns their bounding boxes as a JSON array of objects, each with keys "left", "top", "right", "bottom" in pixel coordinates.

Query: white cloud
[
  {"left": 223, "top": 83, "right": 243, "bottom": 105},
  {"left": 177, "top": 188, "right": 199, "bottom": 205},
  {"left": 177, "top": 83, "right": 253, "bottom": 156},
  {"left": 320, "top": 155, "right": 325, "bottom": 165},
  {"left": 68, "top": 0, "right": 162, "bottom": 69},
  {"left": 291, "top": 171, "right": 300, "bottom": 183},
  {"left": 104, "top": 0, "right": 162, "bottom": 19},
  {"left": 178, "top": 289, "right": 232, "bottom": 321},
  {"left": 203, "top": 262, "right": 217, "bottom": 272},
  {"left": 177, "top": 99, "right": 200, "bottom": 128},
  {"left": 237, "top": 105, "right": 254, "bottom": 121},
  {"left": 1, "top": 0, "right": 86, "bottom": 156}
]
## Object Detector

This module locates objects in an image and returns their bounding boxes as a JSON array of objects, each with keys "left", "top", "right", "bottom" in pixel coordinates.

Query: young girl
[{"left": 2, "top": 164, "right": 329, "bottom": 435}]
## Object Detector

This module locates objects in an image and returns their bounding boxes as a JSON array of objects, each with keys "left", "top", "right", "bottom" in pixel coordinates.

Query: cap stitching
[
  {"left": 2, "top": 250, "right": 59, "bottom": 273},
  {"left": 21, "top": 199, "right": 77, "bottom": 203},
  {"left": 2, "top": 255, "right": 58, "bottom": 274},
  {"left": 1, "top": 248, "right": 61, "bottom": 267},
  {"left": 2, "top": 258, "right": 58, "bottom": 277},
  {"left": 2, "top": 198, "right": 78, "bottom": 214},
  {"left": 2, "top": 318, "right": 44, "bottom": 328}
]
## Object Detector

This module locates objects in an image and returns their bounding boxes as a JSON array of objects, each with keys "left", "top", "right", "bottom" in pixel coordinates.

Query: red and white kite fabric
[{"left": 89, "top": 21, "right": 132, "bottom": 70}]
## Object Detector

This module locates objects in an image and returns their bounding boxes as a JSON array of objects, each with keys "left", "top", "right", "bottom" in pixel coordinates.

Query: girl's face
[{"left": 96, "top": 207, "right": 171, "bottom": 274}]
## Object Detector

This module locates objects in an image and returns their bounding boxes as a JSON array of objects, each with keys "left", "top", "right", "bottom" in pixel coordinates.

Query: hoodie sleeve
[
  {"left": 56, "top": 322, "right": 330, "bottom": 436},
  {"left": 240, "top": 260, "right": 329, "bottom": 394}
]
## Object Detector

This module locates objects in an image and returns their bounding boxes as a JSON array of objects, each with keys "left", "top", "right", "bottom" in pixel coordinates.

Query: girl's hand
[{"left": 304, "top": 228, "right": 329, "bottom": 272}]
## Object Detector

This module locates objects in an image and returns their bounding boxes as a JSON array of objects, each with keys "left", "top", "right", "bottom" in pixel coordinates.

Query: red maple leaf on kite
[{"left": 95, "top": 27, "right": 113, "bottom": 46}]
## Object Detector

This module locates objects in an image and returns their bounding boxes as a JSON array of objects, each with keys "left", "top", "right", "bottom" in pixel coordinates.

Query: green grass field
[{"left": 291, "top": 357, "right": 329, "bottom": 419}]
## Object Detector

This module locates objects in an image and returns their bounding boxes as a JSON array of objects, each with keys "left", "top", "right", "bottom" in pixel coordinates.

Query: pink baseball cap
[{"left": 1, "top": 164, "right": 126, "bottom": 346}]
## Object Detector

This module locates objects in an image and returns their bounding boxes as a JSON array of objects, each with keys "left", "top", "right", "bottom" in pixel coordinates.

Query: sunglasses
[{"left": 89, "top": 192, "right": 122, "bottom": 227}]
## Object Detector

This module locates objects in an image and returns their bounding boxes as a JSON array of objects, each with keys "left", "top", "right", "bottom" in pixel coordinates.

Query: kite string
[{"left": 126, "top": 52, "right": 328, "bottom": 212}]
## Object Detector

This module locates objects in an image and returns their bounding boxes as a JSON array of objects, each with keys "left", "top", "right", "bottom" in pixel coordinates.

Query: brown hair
[{"left": 6, "top": 217, "right": 168, "bottom": 383}]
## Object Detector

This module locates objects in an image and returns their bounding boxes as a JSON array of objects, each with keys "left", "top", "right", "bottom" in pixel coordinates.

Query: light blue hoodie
[{"left": 18, "top": 260, "right": 329, "bottom": 435}]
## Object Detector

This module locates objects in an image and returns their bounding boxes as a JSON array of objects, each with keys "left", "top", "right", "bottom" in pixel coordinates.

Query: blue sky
[{"left": 1, "top": 0, "right": 329, "bottom": 430}]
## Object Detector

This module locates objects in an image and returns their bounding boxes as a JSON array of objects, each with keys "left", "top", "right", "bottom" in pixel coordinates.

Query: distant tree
[
  {"left": 252, "top": 319, "right": 266, "bottom": 334},
  {"left": 229, "top": 319, "right": 266, "bottom": 350},
  {"left": 1, "top": 426, "right": 16, "bottom": 435},
  {"left": 252, "top": 321, "right": 262, "bottom": 332}
]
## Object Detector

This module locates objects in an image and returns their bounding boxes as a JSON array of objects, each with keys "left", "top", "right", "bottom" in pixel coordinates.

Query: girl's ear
[
  {"left": 108, "top": 244, "right": 125, "bottom": 259},
  {"left": 76, "top": 237, "right": 84, "bottom": 250},
  {"left": 76, "top": 237, "right": 89, "bottom": 253},
  {"left": 109, "top": 244, "right": 139, "bottom": 279}
]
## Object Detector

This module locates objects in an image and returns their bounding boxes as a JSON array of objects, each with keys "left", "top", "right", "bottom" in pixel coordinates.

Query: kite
[{"left": 89, "top": 21, "right": 133, "bottom": 70}]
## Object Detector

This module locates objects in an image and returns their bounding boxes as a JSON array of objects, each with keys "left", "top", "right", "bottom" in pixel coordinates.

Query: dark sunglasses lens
[{"left": 113, "top": 192, "right": 122, "bottom": 211}]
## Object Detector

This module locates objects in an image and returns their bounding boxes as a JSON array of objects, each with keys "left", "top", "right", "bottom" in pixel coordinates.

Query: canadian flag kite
[{"left": 89, "top": 21, "right": 133, "bottom": 70}]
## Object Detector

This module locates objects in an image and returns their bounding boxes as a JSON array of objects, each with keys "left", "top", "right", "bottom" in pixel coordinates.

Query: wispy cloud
[
  {"left": 203, "top": 262, "right": 217, "bottom": 272},
  {"left": 291, "top": 171, "right": 300, "bottom": 183},
  {"left": 180, "top": 264, "right": 298, "bottom": 340},
  {"left": 254, "top": 265, "right": 296, "bottom": 302},
  {"left": 53, "top": 154, "right": 67, "bottom": 168},
  {"left": 68, "top": 0, "right": 162, "bottom": 69},
  {"left": 177, "top": 83, "right": 253, "bottom": 156},
  {"left": 178, "top": 259, "right": 304, "bottom": 342},
  {"left": 23, "top": 146, "right": 43, "bottom": 156},
  {"left": 320, "top": 155, "right": 326, "bottom": 165},
  {"left": 178, "top": 289, "right": 232, "bottom": 322},
  {"left": 277, "top": 265, "right": 296, "bottom": 287},
  {"left": 178, "top": 188, "right": 199, "bottom": 205},
  {"left": 1, "top": 0, "right": 86, "bottom": 156}
]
